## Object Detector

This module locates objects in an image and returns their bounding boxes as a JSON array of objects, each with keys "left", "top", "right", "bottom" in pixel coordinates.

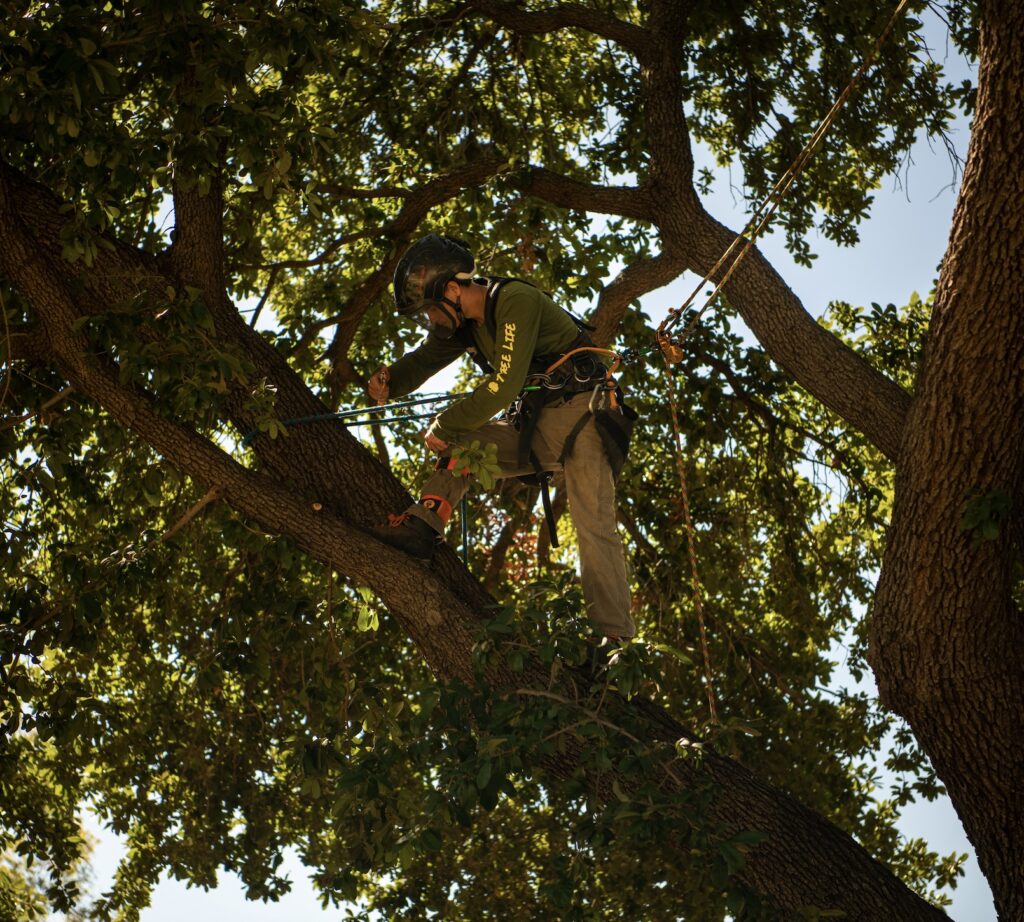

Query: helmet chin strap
[{"left": 433, "top": 293, "right": 465, "bottom": 338}]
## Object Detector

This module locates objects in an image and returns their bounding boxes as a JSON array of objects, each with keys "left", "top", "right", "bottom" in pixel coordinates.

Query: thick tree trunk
[{"left": 870, "top": 1, "right": 1024, "bottom": 918}]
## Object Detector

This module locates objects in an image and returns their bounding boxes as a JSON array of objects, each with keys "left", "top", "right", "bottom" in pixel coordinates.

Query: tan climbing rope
[
  {"left": 654, "top": 0, "right": 915, "bottom": 726},
  {"left": 661, "top": 343, "right": 719, "bottom": 724}
]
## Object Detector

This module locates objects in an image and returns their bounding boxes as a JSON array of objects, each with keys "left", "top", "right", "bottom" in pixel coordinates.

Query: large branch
[
  {"left": 642, "top": 0, "right": 695, "bottom": 191},
  {"left": 0, "top": 160, "right": 407, "bottom": 528},
  {"left": 170, "top": 176, "right": 228, "bottom": 301},
  {"left": 0, "top": 178, "right": 487, "bottom": 678},
  {"left": 518, "top": 168, "right": 653, "bottom": 222},
  {"left": 2, "top": 169, "right": 169, "bottom": 318},
  {"left": 684, "top": 204, "right": 911, "bottom": 461},
  {"left": 0, "top": 161, "right": 950, "bottom": 922},
  {"left": 469, "top": 0, "right": 651, "bottom": 57}
]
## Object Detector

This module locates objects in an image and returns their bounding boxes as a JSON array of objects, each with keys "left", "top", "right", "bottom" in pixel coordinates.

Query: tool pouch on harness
[
  {"left": 592, "top": 389, "right": 638, "bottom": 480},
  {"left": 557, "top": 383, "right": 638, "bottom": 481}
]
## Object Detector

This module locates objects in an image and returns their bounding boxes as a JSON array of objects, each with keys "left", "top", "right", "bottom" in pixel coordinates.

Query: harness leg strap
[{"left": 539, "top": 475, "right": 559, "bottom": 549}]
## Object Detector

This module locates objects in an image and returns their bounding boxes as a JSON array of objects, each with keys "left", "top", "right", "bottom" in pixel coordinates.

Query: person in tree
[{"left": 368, "top": 233, "right": 636, "bottom": 642}]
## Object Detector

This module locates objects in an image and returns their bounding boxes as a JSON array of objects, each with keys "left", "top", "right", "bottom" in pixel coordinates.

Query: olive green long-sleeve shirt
[{"left": 386, "top": 281, "right": 580, "bottom": 443}]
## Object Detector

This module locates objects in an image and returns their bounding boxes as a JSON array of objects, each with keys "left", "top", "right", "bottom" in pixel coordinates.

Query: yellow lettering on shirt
[{"left": 491, "top": 322, "right": 518, "bottom": 389}]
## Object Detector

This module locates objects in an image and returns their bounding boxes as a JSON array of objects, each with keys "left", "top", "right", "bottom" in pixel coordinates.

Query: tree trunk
[{"left": 870, "top": 1, "right": 1024, "bottom": 917}]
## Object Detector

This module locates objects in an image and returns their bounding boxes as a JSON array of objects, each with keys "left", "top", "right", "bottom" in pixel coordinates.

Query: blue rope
[
  {"left": 337, "top": 410, "right": 437, "bottom": 427},
  {"left": 461, "top": 494, "right": 469, "bottom": 565},
  {"left": 240, "top": 392, "right": 462, "bottom": 447}
]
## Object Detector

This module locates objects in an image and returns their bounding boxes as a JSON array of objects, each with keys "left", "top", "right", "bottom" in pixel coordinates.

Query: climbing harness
[
  {"left": 448, "top": 275, "right": 638, "bottom": 548},
  {"left": 509, "top": 344, "right": 630, "bottom": 548},
  {"left": 651, "top": 0, "right": 914, "bottom": 725}
]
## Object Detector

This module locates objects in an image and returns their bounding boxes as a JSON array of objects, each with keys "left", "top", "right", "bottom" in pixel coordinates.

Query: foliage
[
  {"left": 1, "top": 292, "right": 967, "bottom": 918},
  {"left": 449, "top": 440, "right": 502, "bottom": 488}
]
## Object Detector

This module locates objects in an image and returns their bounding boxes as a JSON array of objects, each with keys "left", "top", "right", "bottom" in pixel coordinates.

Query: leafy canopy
[{"left": 0, "top": 0, "right": 974, "bottom": 918}]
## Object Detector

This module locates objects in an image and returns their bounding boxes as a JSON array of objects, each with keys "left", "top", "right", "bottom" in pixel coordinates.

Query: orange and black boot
[{"left": 370, "top": 512, "right": 443, "bottom": 560}]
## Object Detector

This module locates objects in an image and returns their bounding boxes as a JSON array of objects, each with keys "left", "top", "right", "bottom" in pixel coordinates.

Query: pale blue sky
[{"left": 62, "top": 9, "right": 998, "bottom": 921}]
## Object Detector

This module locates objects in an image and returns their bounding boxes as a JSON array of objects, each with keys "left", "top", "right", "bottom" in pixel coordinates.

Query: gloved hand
[
  {"left": 424, "top": 419, "right": 449, "bottom": 453},
  {"left": 367, "top": 366, "right": 390, "bottom": 405}
]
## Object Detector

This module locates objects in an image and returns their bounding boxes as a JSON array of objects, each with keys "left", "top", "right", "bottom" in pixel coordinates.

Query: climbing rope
[
  {"left": 652, "top": 0, "right": 914, "bottom": 725},
  {"left": 661, "top": 346, "right": 719, "bottom": 724},
  {"left": 656, "top": 0, "right": 915, "bottom": 357}
]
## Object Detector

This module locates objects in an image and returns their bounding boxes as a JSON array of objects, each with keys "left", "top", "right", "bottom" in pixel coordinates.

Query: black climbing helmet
[{"left": 393, "top": 233, "right": 475, "bottom": 317}]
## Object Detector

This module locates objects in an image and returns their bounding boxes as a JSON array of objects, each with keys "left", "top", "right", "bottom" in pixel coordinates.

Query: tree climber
[{"left": 368, "top": 233, "right": 636, "bottom": 642}]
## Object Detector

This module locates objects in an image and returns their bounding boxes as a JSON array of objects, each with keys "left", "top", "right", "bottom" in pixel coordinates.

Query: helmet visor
[{"left": 406, "top": 299, "right": 446, "bottom": 329}]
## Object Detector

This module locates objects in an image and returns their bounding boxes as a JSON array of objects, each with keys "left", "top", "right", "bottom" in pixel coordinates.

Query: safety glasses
[{"left": 410, "top": 301, "right": 446, "bottom": 331}]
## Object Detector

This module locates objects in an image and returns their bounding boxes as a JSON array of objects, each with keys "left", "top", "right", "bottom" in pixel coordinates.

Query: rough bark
[
  {"left": 870, "top": 1, "right": 1024, "bottom": 917},
  {"left": 7, "top": 0, "right": 1018, "bottom": 913}
]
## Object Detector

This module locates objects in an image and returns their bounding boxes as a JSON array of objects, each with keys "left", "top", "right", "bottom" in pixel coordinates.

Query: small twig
[
  {"left": 162, "top": 485, "right": 222, "bottom": 541},
  {"left": 244, "top": 227, "right": 378, "bottom": 272},
  {"left": 0, "top": 386, "right": 75, "bottom": 432},
  {"left": 318, "top": 182, "right": 408, "bottom": 200},
  {"left": 541, "top": 718, "right": 590, "bottom": 744},
  {"left": 249, "top": 266, "right": 279, "bottom": 328},
  {"left": 513, "top": 687, "right": 685, "bottom": 785}
]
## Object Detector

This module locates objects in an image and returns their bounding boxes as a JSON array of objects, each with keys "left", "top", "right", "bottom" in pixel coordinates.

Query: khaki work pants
[{"left": 406, "top": 392, "right": 635, "bottom": 638}]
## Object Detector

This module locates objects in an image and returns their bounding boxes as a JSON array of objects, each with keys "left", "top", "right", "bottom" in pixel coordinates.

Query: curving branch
[
  {"left": 518, "top": 167, "right": 653, "bottom": 222},
  {"left": 683, "top": 203, "right": 910, "bottom": 461},
  {"left": 591, "top": 251, "right": 688, "bottom": 348},
  {"left": 248, "top": 228, "right": 378, "bottom": 272},
  {"left": 446, "top": 0, "right": 906, "bottom": 458},
  {"left": 470, "top": 0, "right": 652, "bottom": 57}
]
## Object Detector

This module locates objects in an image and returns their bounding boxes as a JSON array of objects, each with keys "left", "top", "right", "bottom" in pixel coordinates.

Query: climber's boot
[{"left": 370, "top": 512, "right": 442, "bottom": 560}]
